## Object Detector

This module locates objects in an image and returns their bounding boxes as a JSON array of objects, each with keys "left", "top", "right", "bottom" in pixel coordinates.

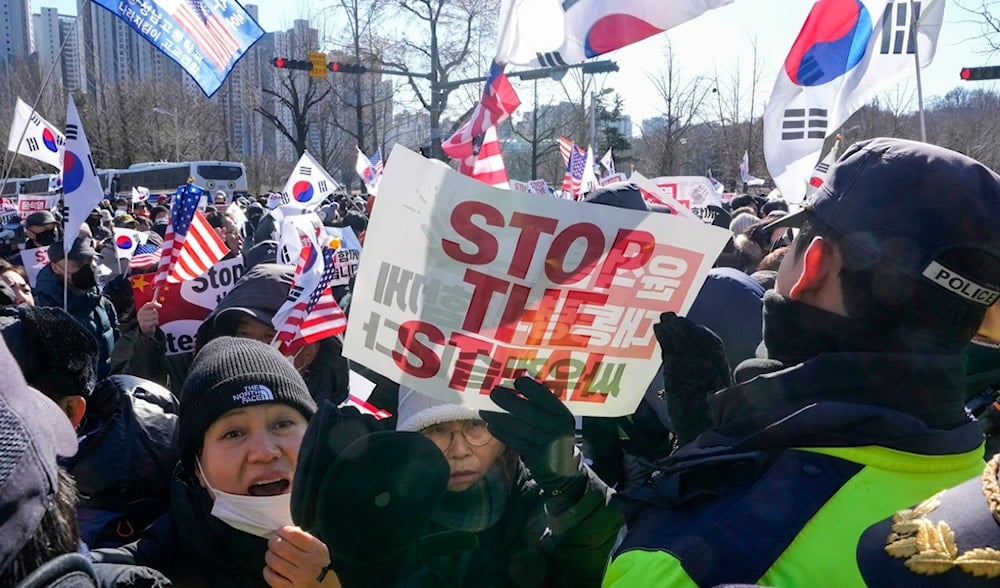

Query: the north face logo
[{"left": 233, "top": 384, "right": 275, "bottom": 404}]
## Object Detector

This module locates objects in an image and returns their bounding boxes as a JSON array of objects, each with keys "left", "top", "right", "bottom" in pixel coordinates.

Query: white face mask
[{"left": 197, "top": 459, "right": 292, "bottom": 538}]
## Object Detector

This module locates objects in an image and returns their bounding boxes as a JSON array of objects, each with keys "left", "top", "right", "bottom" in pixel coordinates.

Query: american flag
[
  {"left": 164, "top": 0, "right": 243, "bottom": 72},
  {"left": 130, "top": 243, "right": 162, "bottom": 272},
  {"left": 274, "top": 247, "right": 347, "bottom": 354},
  {"left": 154, "top": 184, "right": 229, "bottom": 287},
  {"left": 457, "top": 126, "right": 509, "bottom": 189},
  {"left": 441, "top": 62, "right": 520, "bottom": 160},
  {"left": 558, "top": 137, "right": 575, "bottom": 167},
  {"left": 370, "top": 149, "right": 383, "bottom": 176},
  {"left": 561, "top": 145, "right": 587, "bottom": 199}
]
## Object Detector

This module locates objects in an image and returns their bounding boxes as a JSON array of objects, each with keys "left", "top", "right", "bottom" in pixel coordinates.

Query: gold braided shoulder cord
[{"left": 884, "top": 454, "right": 1000, "bottom": 579}]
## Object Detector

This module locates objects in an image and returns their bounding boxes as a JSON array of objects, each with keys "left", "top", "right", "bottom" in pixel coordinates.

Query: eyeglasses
[{"left": 420, "top": 420, "right": 492, "bottom": 451}]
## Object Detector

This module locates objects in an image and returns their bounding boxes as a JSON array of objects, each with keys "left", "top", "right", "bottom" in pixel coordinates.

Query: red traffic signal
[
  {"left": 328, "top": 62, "right": 367, "bottom": 74},
  {"left": 960, "top": 66, "right": 1000, "bottom": 81},
  {"left": 272, "top": 57, "right": 312, "bottom": 71}
]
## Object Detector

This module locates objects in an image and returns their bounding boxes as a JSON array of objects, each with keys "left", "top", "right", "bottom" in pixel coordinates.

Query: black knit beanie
[{"left": 179, "top": 336, "right": 317, "bottom": 472}]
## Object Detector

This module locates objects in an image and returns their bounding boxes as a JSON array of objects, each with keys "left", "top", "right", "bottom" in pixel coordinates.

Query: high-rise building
[
  {"left": 75, "top": 0, "right": 183, "bottom": 100},
  {"left": 33, "top": 7, "right": 82, "bottom": 91},
  {"left": 1, "top": 0, "right": 33, "bottom": 70}
]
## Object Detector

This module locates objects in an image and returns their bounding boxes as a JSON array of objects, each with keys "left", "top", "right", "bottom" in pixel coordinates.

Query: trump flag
[
  {"left": 763, "top": 0, "right": 945, "bottom": 203},
  {"left": 90, "top": 0, "right": 264, "bottom": 97}
]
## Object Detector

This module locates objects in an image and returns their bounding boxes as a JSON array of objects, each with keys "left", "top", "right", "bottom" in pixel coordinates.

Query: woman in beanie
[
  {"left": 93, "top": 337, "right": 339, "bottom": 587},
  {"left": 394, "top": 379, "right": 622, "bottom": 587}
]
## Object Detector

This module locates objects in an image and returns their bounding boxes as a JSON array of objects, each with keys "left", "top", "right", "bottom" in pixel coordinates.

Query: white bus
[{"left": 112, "top": 161, "right": 249, "bottom": 203}]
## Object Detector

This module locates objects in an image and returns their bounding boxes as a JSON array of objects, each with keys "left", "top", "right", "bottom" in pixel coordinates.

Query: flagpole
[
  {"left": 912, "top": 0, "right": 943, "bottom": 143},
  {"left": 0, "top": 14, "right": 81, "bottom": 191}
]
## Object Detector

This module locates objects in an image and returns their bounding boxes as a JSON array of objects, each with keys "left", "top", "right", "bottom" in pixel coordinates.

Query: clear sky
[{"left": 37, "top": 0, "right": 999, "bottom": 126}]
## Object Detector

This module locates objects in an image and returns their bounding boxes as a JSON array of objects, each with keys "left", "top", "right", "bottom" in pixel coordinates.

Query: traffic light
[
  {"left": 272, "top": 57, "right": 312, "bottom": 71},
  {"left": 328, "top": 62, "right": 367, "bottom": 74},
  {"left": 960, "top": 66, "right": 1000, "bottom": 81}
]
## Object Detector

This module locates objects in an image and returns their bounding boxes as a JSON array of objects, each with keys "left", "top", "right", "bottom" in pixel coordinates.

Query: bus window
[{"left": 196, "top": 165, "right": 243, "bottom": 181}]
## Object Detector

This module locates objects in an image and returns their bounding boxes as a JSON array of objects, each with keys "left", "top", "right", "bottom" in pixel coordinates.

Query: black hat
[
  {"left": 25, "top": 211, "right": 56, "bottom": 227},
  {"left": 0, "top": 336, "right": 77, "bottom": 575},
  {"left": 178, "top": 337, "right": 316, "bottom": 472},
  {"left": 243, "top": 240, "right": 279, "bottom": 272},
  {"left": 584, "top": 182, "right": 650, "bottom": 212},
  {"left": 767, "top": 137, "right": 1000, "bottom": 306},
  {"left": 0, "top": 306, "right": 98, "bottom": 401},
  {"left": 211, "top": 264, "right": 294, "bottom": 337},
  {"left": 47, "top": 236, "right": 98, "bottom": 264}
]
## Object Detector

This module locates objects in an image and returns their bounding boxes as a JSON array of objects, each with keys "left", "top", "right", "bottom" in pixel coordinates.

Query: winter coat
[
  {"left": 91, "top": 467, "right": 271, "bottom": 588},
  {"left": 65, "top": 375, "right": 180, "bottom": 548},
  {"left": 605, "top": 293, "right": 985, "bottom": 587},
  {"left": 411, "top": 452, "right": 621, "bottom": 588},
  {"left": 34, "top": 264, "right": 118, "bottom": 378}
]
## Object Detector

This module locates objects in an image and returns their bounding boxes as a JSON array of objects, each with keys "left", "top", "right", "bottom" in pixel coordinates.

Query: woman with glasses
[{"left": 396, "top": 383, "right": 622, "bottom": 588}]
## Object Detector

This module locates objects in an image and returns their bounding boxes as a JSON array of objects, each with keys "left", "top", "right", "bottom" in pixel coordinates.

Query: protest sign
[
  {"left": 527, "top": 179, "right": 548, "bottom": 195},
  {"left": 509, "top": 180, "right": 530, "bottom": 193},
  {"left": 600, "top": 173, "right": 626, "bottom": 186},
  {"left": 323, "top": 226, "right": 361, "bottom": 286},
  {"left": 17, "top": 195, "right": 60, "bottom": 220},
  {"left": 628, "top": 173, "right": 698, "bottom": 220},
  {"left": 344, "top": 147, "right": 731, "bottom": 417},
  {"left": 645, "top": 176, "right": 724, "bottom": 211},
  {"left": 131, "top": 255, "right": 244, "bottom": 355},
  {"left": 21, "top": 247, "right": 50, "bottom": 288}
]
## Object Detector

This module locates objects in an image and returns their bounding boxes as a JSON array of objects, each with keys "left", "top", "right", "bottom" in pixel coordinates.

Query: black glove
[
  {"left": 653, "top": 312, "right": 733, "bottom": 446},
  {"left": 291, "top": 401, "right": 382, "bottom": 531},
  {"left": 481, "top": 376, "right": 584, "bottom": 498}
]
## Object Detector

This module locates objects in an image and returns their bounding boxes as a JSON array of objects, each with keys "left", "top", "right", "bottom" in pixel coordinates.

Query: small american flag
[
  {"left": 130, "top": 243, "right": 162, "bottom": 272},
  {"left": 457, "top": 126, "right": 509, "bottom": 189},
  {"left": 370, "top": 149, "right": 383, "bottom": 176},
  {"left": 441, "top": 62, "right": 520, "bottom": 160},
  {"left": 154, "top": 184, "right": 229, "bottom": 287},
  {"left": 557, "top": 137, "right": 575, "bottom": 167},
  {"left": 275, "top": 247, "right": 347, "bottom": 354},
  {"left": 562, "top": 145, "right": 587, "bottom": 199}
]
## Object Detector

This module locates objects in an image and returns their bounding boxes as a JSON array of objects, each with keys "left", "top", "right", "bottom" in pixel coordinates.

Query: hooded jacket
[
  {"left": 605, "top": 293, "right": 985, "bottom": 587},
  {"left": 34, "top": 264, "right": 118, "bottom": 378}
]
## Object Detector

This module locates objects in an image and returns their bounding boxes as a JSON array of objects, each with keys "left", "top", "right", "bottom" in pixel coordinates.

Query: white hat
[{"left": 396, "top": 386, "right": 479, "bottom": 432}]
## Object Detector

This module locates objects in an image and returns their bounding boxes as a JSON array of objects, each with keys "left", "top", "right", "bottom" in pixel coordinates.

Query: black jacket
[{"left": 92, "top": 467, "right": 271, "bottom": 588}]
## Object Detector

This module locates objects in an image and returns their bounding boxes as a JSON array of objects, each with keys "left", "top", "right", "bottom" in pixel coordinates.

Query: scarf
[{"left": 430, "top": 465, "right": 508, "bottom": 533}]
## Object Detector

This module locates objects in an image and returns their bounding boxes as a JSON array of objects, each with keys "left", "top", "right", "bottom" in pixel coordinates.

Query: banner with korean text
[{"left": 344, "top": 147, "right": 730, "bottom": 417}]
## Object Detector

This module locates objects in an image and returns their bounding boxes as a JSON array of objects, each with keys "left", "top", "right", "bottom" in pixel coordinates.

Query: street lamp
[
  {"left": 589, "top": 87, "right": 614, "bottom": 151},
  {"left": 153, "top": 107, "right": 180, "bottom": 161}
]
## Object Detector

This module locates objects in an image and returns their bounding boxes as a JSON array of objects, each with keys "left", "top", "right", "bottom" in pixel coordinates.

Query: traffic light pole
[{"left": 271, "top": 57, "right": 618, "bottom": 160}]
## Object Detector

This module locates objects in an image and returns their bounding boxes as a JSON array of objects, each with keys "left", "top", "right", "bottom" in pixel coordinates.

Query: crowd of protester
[{"left": 0, "top": 136, "right": 999, "bottom": 587}]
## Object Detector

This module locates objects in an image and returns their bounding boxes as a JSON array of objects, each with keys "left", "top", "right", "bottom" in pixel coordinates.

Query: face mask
[
  {"left": 70, "top": 265, "right": 97, "bottom": 290},
  {"left": 34, "top": 229, "right": 57, "bottom": 246},
  {"left": 198, "top": 459, "right": 292, "bottom": 538}
]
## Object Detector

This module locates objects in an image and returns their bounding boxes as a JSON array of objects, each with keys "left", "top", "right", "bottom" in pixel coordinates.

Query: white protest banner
[
  {"left": 344, "top": 147, "right": 731, "bottom": 417},
  {"left": 131, "top": 256, "right": 245, "bottom": 355},
  {"left": 21, "top": 246, "right": 50, "bottom": 288},
  {"left": 527, "top": 179, "right": 548, "bottom": 195},
  {"left": 509, "top": 180, "right": 530, "bottom": 193},
  {"left": 323, "top": 226, "right": 362, "bottom": 287},
  {"left": 17, "top": 195, "right": 60, "bottom": 220},
  {"left": 646, "top": 176, "right": 724, "bottom": 210},
  {"left": 600, "top": 173, "right": 627, "bottom": 186},
  {"left": 628, "top": 172, "right": 699, "bottom": 220}
]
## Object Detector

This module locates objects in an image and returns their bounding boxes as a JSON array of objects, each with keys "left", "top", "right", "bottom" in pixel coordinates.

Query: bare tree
[
  {"left": 379, "top": 0, "right": 499, "bottom": 158},
  {"left": 256, "top": 71, "right": 333, "bottom": 158},
  {"left": 959, "top": 1, "right": 1000, "bottom": 53},
  {"left": 636, "top": 43, "right": 713, "bottom": 177}
]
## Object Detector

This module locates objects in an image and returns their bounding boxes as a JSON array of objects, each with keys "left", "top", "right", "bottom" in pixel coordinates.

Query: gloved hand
[
  {"left": 654, "top": 312, "right": 733, "bottom": 446},
  {"left": 292, "top": 401, "right": 383, "bottom": 532},
  {"left": 481, "top": 376, "right": 584, "bottom": 499}
]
